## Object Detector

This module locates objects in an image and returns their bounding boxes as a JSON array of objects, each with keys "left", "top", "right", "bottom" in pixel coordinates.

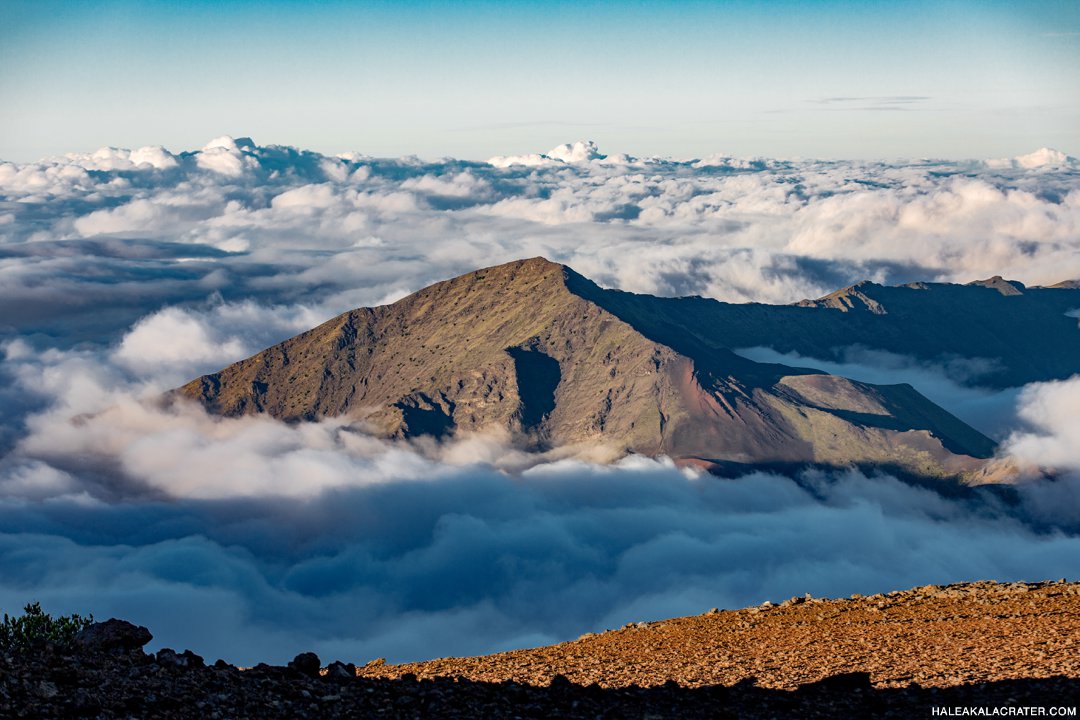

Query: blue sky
[{"left": 1, "top": 0, "right": 1078, "bottom": 161}]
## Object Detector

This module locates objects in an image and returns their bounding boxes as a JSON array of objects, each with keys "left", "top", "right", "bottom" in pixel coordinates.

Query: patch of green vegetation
[{"left": 0, "top": 602, "right": 94, "bottom": 652}]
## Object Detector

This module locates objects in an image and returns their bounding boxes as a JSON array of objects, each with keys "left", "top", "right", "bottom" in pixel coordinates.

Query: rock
[
  {"left": 156, "top": 648, "right": 187, "bottom": 668},
  {"left": 75, "top": 619, "right": 152, "bottom": 652},
  {"left": 180, "top": 650, "right": 205, "bottom": 668},
  {"left": 289, "top": 652, "right": 321, "bottom": 678},
  {"left": 325, "top": 661, "right": 355, "bottom": 681}
]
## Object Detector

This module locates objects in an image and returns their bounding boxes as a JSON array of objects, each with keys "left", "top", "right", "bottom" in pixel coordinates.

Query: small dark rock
[
  {"left": 288, "top": 652, "right": 321, "bottom": 678},
  {"left": 156, "top": 648, "right": 187, "bottom": 668},
  {"left": 75, "top": 619, "right": 152, "bottom": 652},
  {"left": 180, "top": 650, "right": 204, "bottom": 668},
  {"left": 325, "top": 661, "right": 355, "bottom": 681}
]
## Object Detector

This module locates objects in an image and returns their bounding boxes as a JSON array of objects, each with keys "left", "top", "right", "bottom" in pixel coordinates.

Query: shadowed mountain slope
[
  {"left": 568, "top": 271, "right": 1080, "bottom": 389},
  {"left": 176, "top": 258, "right": 1024, "bottom": 482}
]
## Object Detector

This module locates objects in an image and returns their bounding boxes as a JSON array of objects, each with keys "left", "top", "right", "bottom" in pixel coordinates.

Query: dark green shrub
[{"left": 0, "top": 602, "right": 94, "bottom": 652}]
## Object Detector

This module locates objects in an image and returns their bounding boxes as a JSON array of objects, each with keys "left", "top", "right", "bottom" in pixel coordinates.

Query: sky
[{"left": 2, "top": 0, "right": 1079, "bottom": 162}]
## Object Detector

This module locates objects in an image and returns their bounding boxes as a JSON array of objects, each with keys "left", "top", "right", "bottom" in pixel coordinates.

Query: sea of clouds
[{"left": 1, "top": 137, "right": 1078, "bottom": 665}]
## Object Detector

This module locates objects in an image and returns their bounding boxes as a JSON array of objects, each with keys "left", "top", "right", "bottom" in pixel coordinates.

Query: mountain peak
[
  {"left": 1046, "top": 279, "right": 1080, "bottom": 290},
  {"left": 800, "top": 282, "right": 887, "bottom": 314},
  {"left": 967, "top": 276, "right": 1025, "bottom": 296},
  {"left": 407, "top": 257, "right": 570, "bottom": 308},
  {"left": 478, "top": 256, "right": 564, "bottom": 277}
]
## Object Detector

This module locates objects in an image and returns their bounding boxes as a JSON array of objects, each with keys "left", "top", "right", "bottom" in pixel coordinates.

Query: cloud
[
  {"left": 113, "top": 307, "right": 248, "bottom": 379},
  {"left": 74, "top": 199, "right": 183, "bottom": 236},
  {"left": 1004, "top": 375, "right": 1080, "bottom": 472},
  {"left": 4, "top": 136, "right": 1080, "bottom": 339},
  {"left": 811, "top": 96, "right": 932, "bottom": 112},
  {"left": 997, "top": 376, "right": 1080, "bottom": 529},
  {"left": 488, "top": 140, "right": 607, "bottom": 167},
  {"left": 1, "top": 135, "right": 1079, "bottom": 669},
  {"left": 985, "top": 147, "right": 1078, "bottom": 170},
  {"left": 2, "top": 425, "right": 1079, "bottom": 667},
  {"left": 128, "top": 145, "right": 180, "bottom": 170}
]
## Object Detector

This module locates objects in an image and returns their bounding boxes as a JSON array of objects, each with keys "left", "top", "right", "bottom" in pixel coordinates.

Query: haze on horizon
[{"left": 2, "top": 0, "right": 1079, "bottom": 163}]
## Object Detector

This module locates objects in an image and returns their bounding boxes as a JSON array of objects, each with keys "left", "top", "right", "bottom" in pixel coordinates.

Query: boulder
[
  {"left": 288, "top": 652, "right": 321, "bottom": 678},
  {"left": 75, "top": 619, "right": 152, "bottom": 652},
  {"left": 324, "top": 661, "right": 356, "bottom": 681},
  {"left": 155, "top": 648, "right": 186, "bottom": 668}
]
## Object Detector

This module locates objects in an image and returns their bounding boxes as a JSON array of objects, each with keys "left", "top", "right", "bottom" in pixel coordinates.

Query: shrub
[{"left": 0, "top": 602, "right": 94, "bottom": 652}]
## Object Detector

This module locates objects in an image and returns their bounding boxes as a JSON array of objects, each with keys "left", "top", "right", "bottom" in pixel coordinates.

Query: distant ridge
[{"left": 177, "top": 258, "right": 1080, "bottom": 483}]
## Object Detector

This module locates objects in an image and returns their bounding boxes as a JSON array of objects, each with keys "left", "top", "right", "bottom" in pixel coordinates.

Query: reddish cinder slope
[{"left": 358, "top": 580, "right": 1080, "bottom": 691}]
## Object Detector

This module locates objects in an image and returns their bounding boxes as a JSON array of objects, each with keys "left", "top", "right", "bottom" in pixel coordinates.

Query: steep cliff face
[{"left": 178, "top": 257, "right": 1002, "bottom": 481}]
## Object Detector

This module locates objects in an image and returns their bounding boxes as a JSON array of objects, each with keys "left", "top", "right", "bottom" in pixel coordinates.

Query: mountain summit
[{"left": 177, "top": 258, "right": 1079, "bottom": 482}]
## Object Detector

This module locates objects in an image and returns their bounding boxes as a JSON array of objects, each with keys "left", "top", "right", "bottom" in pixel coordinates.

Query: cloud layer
[
  {"left": 1, "top": 137, "right": 1079, "bottom": 666},
  {"left": 4, "top": 388, "right": 1080, "bottom": 667},
  {"left": 3, "top": 137, "right": 1078, "bottom": 348}
]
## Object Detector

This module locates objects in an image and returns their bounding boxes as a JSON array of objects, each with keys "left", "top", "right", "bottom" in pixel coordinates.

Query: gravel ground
[{"left": 360, "top": 580, "right": 1080, "bottom": 690}]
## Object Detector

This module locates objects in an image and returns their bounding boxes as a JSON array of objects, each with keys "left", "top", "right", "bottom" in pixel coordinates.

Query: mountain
[
  {"left": 172, "top": 258, "right": 1077, "bottom": 483},
  {"left": 576, "top": 274, "right": 1080, "bottom": 389}
]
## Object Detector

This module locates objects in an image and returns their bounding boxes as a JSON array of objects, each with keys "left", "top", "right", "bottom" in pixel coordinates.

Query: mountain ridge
[
  {"left": 171, "top": 257, "right": 1068, "bottom": 483},
  {"left": 573, "top": 267, "right": 1080, "bottom": 389}
]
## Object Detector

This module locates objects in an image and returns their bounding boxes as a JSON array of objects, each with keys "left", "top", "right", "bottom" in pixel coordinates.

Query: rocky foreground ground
[{"left": 3, "top": 580, "right": 1078, "bottom": 718}]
